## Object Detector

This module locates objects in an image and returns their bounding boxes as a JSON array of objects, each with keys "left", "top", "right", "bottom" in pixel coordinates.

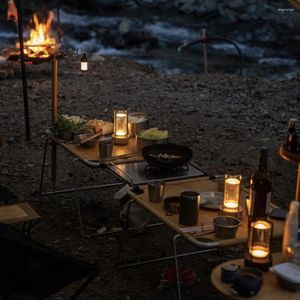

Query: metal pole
[
  {"left": 56, "top": 4, "right": 62, "bottom": 43},
  {"left": 202, "top": 28, "right": 208, "bottom": 74},
  {"left": 15, "top": 0, "right": 31, "bottom": 140},
  {"left": 51, "top": 58, "right": 58, "bottom": 186},
  {"left": 52, "top": 58, "right": 58, "bottom": 124}
]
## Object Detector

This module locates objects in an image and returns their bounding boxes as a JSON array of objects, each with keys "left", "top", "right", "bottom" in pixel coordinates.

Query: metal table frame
[
  {"left": 126, "top": 179, "right": 285, "bottom": 300},
  {"left": 39, "top": 133, "right": 285, "bottom": 300}
]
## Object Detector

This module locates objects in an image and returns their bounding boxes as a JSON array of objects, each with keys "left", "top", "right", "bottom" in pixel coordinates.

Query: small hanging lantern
[
  {"left": 113, "top": 110, "right": 129, "bottom": 145},
  {"left": 80, "top": 53, "right": 88, "bottom": 71},
  {"left": 221, "top": 175, "right": 242, "bottom": 217},
  {"left": 244, "top": 218, "right": 273, "bottom": 271}
]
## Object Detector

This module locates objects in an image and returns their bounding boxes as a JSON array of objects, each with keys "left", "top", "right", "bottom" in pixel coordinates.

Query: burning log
[
  {"left": 3, "top": 10, "right": 61, "bottom": 64},
  {"left": 17, "top": 11, "right": 60, "bottom": 58}
]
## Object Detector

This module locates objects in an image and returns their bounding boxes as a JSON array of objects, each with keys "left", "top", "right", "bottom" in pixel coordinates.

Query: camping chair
[{"left": 0, "top": 223, "right": 99, "bottom": 299}]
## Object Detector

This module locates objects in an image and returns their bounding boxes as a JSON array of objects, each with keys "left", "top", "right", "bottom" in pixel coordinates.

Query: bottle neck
[
  {"left": 288, "top": 118, "right": 296, "bottom": 133},
  {"left": 258, "top": 152, "right": 268, "bottom": 173}
]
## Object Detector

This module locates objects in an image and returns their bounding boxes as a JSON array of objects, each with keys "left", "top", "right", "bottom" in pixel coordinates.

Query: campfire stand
[
  {"left": 178, "top": 30, "right": 244, "bottom": 75},
  {"left": 51, "top": 58, "right": 58, "bottom": 187},
  {"left": 16, "top": 0, "right": 31, "bottom": 141}
]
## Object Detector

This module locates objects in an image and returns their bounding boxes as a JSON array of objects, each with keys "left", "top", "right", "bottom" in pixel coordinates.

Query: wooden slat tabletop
[
  {"left": 128, "top": 178, "right": 285, "bottom": 248},
  {"left": 47, "top": 131, "right": 143, "bottom": 164},
  {"left": 211, "top": 253, "right": 299, "bottom": 300},
  {"left": 0, "top": 202, "right": 40, "bottom": 224}
]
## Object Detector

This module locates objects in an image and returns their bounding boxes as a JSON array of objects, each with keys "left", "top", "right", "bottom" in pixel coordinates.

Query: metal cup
[
  {"left": 99, "top": 137, "right": 113, "bottom": 160},
  {"left": 179, "top": 191, "right": 200, "bottom": 226},
  {"left": 148, "top": 181, "right": 165, "bottom": 203}
]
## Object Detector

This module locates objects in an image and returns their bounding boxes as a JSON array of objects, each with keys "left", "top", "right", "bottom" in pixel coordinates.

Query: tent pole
[{"left": 15, "top": 0, "right": 31, "bottom": 141}]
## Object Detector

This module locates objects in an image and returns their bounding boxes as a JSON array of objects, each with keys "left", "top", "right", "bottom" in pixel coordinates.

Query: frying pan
[{"left": 142, "top": 143, "right": 193, "bottom": 169}]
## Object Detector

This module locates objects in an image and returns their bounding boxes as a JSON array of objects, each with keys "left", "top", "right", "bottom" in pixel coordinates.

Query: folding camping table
[
  {"left": 40, "top": 132, "right": 285, "bottom": 300},
  {"left": 127, "top": 178, "right": 285, "bottom": 300},
  {"left": 40, "top": 130, "right": 207, "bottom": 237}
]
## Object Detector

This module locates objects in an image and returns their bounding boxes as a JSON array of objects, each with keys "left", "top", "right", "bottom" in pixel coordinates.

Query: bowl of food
[
  {"left": 128, "top": 112, "right": 149, "bottom": 136},
  {"left": 142, "top": 143, "right": 193, "bottom": 170},
  {"left": 51, "top": 115, "right": 86, "bottom": 141},
  {"left": 136, "top": 127, "right": 169, "bottom": 151}
]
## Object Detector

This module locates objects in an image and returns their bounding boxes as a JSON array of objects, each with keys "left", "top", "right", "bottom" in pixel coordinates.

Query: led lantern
[
  {"left": 80, "top": 53, "right": 88, "bottom": 71},
  {"left": 245, "top": 218, "right": 273, "bottom": 271},
  {"left": 113, "top": 110, "right": 129, "bottom": 145},
  {"left": 221, "top": 175, "right": 242, "bottom": 218}
]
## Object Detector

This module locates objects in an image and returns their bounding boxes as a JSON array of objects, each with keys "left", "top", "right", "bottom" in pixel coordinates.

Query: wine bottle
[
  {"left": 286, "top": 118, "right": 297, "bottom": 153},
  {"left": 249, "top": 147, "right": 272, "bottom": 218}
]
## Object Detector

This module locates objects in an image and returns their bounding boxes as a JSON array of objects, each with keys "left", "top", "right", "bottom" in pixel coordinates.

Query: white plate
[{"left": 199, "top": 191, "right": 223, "bottom": 210}]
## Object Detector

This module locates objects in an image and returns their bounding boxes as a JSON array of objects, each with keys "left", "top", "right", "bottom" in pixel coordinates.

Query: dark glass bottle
[
  {"left": 80, "top": 53, "right": 88, "bottom": 71},
  {"left": 249, "top": 147, "right": 272, "bottom": 219},
  {"left": 286, "top": 118, "right": 297, "bottom": 153}
]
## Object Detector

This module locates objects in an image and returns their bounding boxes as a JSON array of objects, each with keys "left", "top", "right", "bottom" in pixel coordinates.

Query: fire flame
[{"left": 17, "top": 11, "right": 58, "bottom": 58}]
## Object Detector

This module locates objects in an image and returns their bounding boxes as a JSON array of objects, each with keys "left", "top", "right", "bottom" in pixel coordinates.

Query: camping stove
[{"left": 108, "top": 161, "right": 207, "bottom": 186}]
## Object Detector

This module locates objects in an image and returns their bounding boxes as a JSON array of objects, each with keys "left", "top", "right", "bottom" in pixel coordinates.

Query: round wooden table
[{"left": 211, "top": 253, "right": 299, "bottom": 300}]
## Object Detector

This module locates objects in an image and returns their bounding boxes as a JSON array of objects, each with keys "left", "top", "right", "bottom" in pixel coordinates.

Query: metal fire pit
[
  {"left": 7, "top": 54, "right": 55, "bottom": 64},
  {"left": 5, "top": 43, "right": 62, "bottom": 65}
]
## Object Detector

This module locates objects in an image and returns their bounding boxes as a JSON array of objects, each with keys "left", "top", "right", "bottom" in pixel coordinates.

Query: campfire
[
  {"left": 4, "top": 10, "right": 61, "bottom": 64},
  {"left": 17, "top": 11, "right": 60, "bottom": 58}
]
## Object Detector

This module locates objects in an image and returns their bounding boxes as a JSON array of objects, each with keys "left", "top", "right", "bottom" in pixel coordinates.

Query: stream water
[{"left": 1, "top": 7, "right": 300, "bottom": 79}]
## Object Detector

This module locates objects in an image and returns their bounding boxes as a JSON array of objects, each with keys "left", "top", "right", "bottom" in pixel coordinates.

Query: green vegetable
[
  {"left": 140, "top": 127, "right": 168, "bottom": 140},
  {"left": 51, "top": 115, "right": 86, "bottom": 135}
]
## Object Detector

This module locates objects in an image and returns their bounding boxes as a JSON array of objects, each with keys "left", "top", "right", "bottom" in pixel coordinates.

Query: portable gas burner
[{"left": 108, "top": 160, "right": 207, "bottom": 185}]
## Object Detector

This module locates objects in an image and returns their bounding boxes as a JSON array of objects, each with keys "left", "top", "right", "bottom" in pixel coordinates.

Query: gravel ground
[{"left": 0, "top": 56, "right": 299, "bottom": 299}]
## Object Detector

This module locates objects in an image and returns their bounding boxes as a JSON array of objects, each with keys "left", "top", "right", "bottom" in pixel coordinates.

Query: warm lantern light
[
  {"left": 245, "top": 197, "right": 250, "bottom": 216},
  {"left": 245, "top": 219, "right": 273, "bottom": 271},
  {"left": 221, "top": 175, "right": 242, "bottom": 217},
  {"left": 80, "top": 53, "right": 88, "bottom": 71},
  {"left": 113, "top": 110, "right": 129, "bottom": 145}
]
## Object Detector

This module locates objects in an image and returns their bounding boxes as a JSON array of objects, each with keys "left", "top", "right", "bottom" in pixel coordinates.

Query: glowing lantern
[
  {"left": 245, "top": 219, "right": 273, "bottom": 271},
  {"left": 113, "top": 110, "right": 129, "bottom": 145},
  {"left": 221, "top": 175, "right": 242, "bottom": 217},
  {"left": 80, "top": 53, "right": 88, "bottom": 71}
]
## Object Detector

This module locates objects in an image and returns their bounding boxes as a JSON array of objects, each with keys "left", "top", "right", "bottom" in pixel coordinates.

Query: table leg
[
  {"left": 39, "top": 138, "right": 49, "bottom": 194},
  {"left": 51, "top": 141, "right": 57, "bottom": 194},
  {"left": 72, "top": 158, "right": 125, "bottom": 238},
  {"left": 117, "top": 199, "right": 134, "bottom": 266},
  {"left": 173, "top": 234, "right": 182, "bottom": 300},
  {"left": 72, "top": 158, "right": 86, "bottom": 237}
]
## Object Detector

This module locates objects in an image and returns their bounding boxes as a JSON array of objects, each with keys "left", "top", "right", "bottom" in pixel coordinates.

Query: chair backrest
[{"left": 0, "top": 223, "right": 99, "bottom": 298}]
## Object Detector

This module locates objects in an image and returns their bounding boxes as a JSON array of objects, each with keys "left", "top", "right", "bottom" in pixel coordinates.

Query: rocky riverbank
[
  {"left": 1, "top": 0, "right": 300, "bottom": 77},
  {"left": 0, "top": 56, "right": 299, "bottom": 299}
]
